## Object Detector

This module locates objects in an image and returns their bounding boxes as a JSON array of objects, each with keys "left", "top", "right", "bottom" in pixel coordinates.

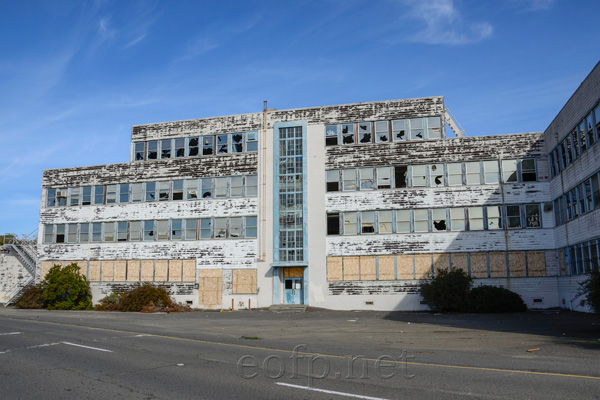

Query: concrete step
[{"left": 268, "top": 304, "right": 307, "bottom": 313}]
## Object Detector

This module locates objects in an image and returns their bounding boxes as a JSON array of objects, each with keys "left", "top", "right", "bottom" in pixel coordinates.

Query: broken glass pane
[
  {"left": 487, "top": 206, "right": 501, "bottom": 230},
  {"left": 327, "top": 213, "right": 339, "bottom": 235},
  {"left": 375, "top": 121, "right": 389, "bottom": 142},
  {"left": 432, "top": 208, "right": 447, "bottom": 231},
  {"left": 147, "top": 141, "right": 158, "bottom": 160},
  {"left": 188, "top": 137, "right": 199, "bottom": 157},
  {"left": 501, "top": 160, "right": 517, "bottom": 183},
  {"left": 410, "top": 118, "right": 424, "bottom": 140},
  {"left": 172, "top": 180, "right": 183, "bottom": 200},
  {"left": 175, "top": 138, "right": 185, "bottom": 158},
  {"left": 161, "top": 139, "right": 171, "bottom": 159},
  {"left": 47, "top": 188, "right": 56, "bottom": 207},
  {"left": 217, "top": 134, "right": 228, "bottom": 154},
  {"left": 231, "top": 133, "right": 244, "bottom": 152},
  {"left": 392, "top": 120, "right": 407, "bottom": 141},
  {"left": 341, "top": 124, "right": 355, "bottom": 144},
  {"left": 171, "top": 219, "right": 182, "bottom": 240},
  {"left": 359, "top": 168, "right": 374, "bottom": 190},
  {"left": 143, "top": 220, "right": 155, "bottom": 240},
  {"left": 427, "top": 117, "right": 442, "bottom": 139},
  {"left": 325, "top": 125, "right": 339, "bottom": 146},
  {"left": 158, "top": 181, "right": 170, "bottom": 201},
  {"left": 394, "top": 166, "right": 407, "bottom": 188},
  {"left": 135, "top": 142, "right": 145, "bottom": 161},
  {"left": 202, "top": 136, "right": 214, "bottom": 155},
  {"left": 145, "top": 182, "right": 156, "bottom": 201},
  {"left": 358, "top": 122, "right": 372, "bottom": 143},
  {"left": 430, "top": 164, "right": 444, "bottom": 187},
  {"left": 186, "top": 179, "right": 198, "bottom": 199}
]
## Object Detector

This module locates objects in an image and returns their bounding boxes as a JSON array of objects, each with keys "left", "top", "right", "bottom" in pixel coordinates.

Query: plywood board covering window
[{"left": 327, "top": 257, "right": 343, "bottom": 281}]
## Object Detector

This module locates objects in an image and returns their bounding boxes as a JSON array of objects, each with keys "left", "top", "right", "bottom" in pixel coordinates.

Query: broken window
[
  {"left": 134, "top": 142, "right": 145, "bottom": 161},
  {"left": 56, "top": 188, "right": 67, "bottom": 206},
  {"left": 214, "top": 177, "right": 227, "bottom": 198},
  {"left": 106, "top": 184, "right": 117, "bottom": 204},
  {"left": 327, "top": 213, "right": 339, "bottom": 235},
  {"left": 559, "top": 140, "right": 567, "bottom": 170},
  {"left": 571, "top": 129, "right": 580, "bottom": 159},
  {"left": 392, "top": 120, "right": 407, "bottom": 141},
  {"left": 199, "top": 218, "right": 211, "bottom": 239},
  {"left": 94, "top": 185, "right": 105, "bottom": 205},
  {"left": 156, "top": 220, "right": 169, "bottom": 240},
  {"left": 117, "top": 222, "right": 128, "bottom": 241},
  {"left": 501, "top": 160, "right": 517, "bottom": 183},
  {"left": 201, "top": 135, "right": 214, "bottom": 155},
  {"left": 432, "top": 208, "right": 447, "bottom": 231},
  {"left": 430, "top": 164, "right": 444, "bottom": 187},
  {"left": 427, "top": 117, "right": 442, "bottom": 139},
  {"left": 67, "top": 223, "right": 77, "bottom": 243},
  {"left": 592, "top": 174, "right": 600, "bottom": 210},
  {"left": 143, "top": 220, "right": 155, "bottom": 241},
  {"left": 131, "top": 183, "right": 143, "bottom": 203},
  {"left": 175, "top": 138, "right": 185, "bottom": 158},
  {"left": 411, "top": 165, "right": 427, "bottom": 187},
  {"left": 358, "top": 122, "right": 372, "bottom": 143},
  {"left": 376, "top": 166, "right": 391, "bottom": 189},
  {"left": 413, "top": 209, "right": 429, "bottom": 232},
  {"left": 188, "top": 137, "right": 199, "bottom": 157},
  {"left": 92, "top": 222, "right": 102, "bottom": 242},
  {"left": 161, "top": 139, "right": 171, "bottom": 159},
  {"left": 104, "top": 222, "right": 115, "bottom": 242},
  {"left": 158, "top": 181, "right": 170, "bottom": 201},
  {"left": 230, "top": 176, "right": 243, "bottom": 197},
  {"left": 54, "top": 224, "right": 66, "bottom": 243},
  {"left": 395, "top": 210, "right": 411, "bottom": 233},
  {"left": 43, "top": 225, "right": 54, "bottom": 243},
  {"left": 564, "top": 136, "right": 572, "bottom": 167},
  {"left": 586, "top": 112, "right": 595, "bottom": 147},
  {"left": 229, "top": 217, "right": 243, "bottom": 238},
  {"left": 506, "top": 205, "right": 522, "bottom": 228},
  {"left": 359, "top": 168, "right": 374, "bottom": 190},
  {"left": 579, "top": 121, "right": 587, "bottom": 153},
  {"left": 231, "top": 133, "right": 244, "bottom": 152},
  {"left": 119, "top": 184, "right": 130, "bottom": 203},
  {"left": 47, "top": 188, "right": 56, "bottom": 207},
  {"left": 525, "top": 204, "right": 540, "bottom": 228},
  {"left": 375, "top": 121, "right": 389, "bottom": 143},
  {"left": 343, "top": 169, "right": 357, "bottom": 191},
  {"left": 129, "top": 221, "right": 141, "bottom": 241},
  {"left": 465, "top": 162, "right": 481, "bottom": 185},
  {"left": 217, "top": 134, "right": 229, "bottom": 154},
  {"left": 595, "top": 105, "right": 600, "bottom": 144},
  {"left": 214, "top": 217, "right": 227, "bottom": 238},
  {"left": 521, "top": 159, "right": 536, "bottom": 182},
  {"left": 186, "top": 179, "right": 198, "bottom": 200},
  {"left": 147, "top": 141, "right": 158, "bottom": 160},
  {"left": 246, "top": 131, "right": 258, "bottom": 152},
  {"left": 468, "top": 207, "right": 484, "bottom": 230},
  {"left": 394, "top": 165, "right": 407, "bottom": 188},
  {"left": 450, "top": 208, "right": 465, "bottom": 231},
  {"left": 483, "top": 161, "right": 499, "bottom": 184},
  {"left": 172, "top": 180, "right": 183, "bottom": 200},
  {"left": 410, "top": 118, "right": 424, "bottom": 140},
  {"left": 69, "top": 187, "right": 80, "bottom": 206},
  {"left": 325, "top": 125, "right": 339, "bottom": 146},
  {"left": 82, "top": 186, "right": 92, "bottom": 206},
  {"left": 80, "top": 223, "right": 89, "bottom": 242},
  {"left": 245, "top": 175, "right": 258, "bottom": 196},
  {"left": 361, "top": 211, "right": 375, "bottom": 234},
  {"left": 171, "top": 219, "right": 183, "bottom": 240},
  {"left": 486, "top": 206, "right": 502, "bottom": 230},
  {"left": 341, "top": 124, "right": 355, "bottom": 145},
  {"left": 446, "top": 163, "right": 463, "bottom": 186},
  {"left": 342, "top": 212, "right": 358, "bottom": 235},
  {"left": 378, "top": 210, "right": 393, "bottom": 233},
  {"left": 185, "top": 219, "right": 197, "bottom": 240},
  {"left": 325, "top": 170, "right": 339, "bottom": 192},
  {"left": 245, "top": 217, "right": 257, "bottom": 238},
  {"left": 145, "top": 182, "right": 156, "bottom": 201}
]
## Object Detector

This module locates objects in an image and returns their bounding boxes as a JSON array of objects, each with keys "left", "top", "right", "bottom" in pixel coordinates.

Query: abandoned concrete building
[{"left": 28, "top": 61, "right": 600, "bottom": 311}]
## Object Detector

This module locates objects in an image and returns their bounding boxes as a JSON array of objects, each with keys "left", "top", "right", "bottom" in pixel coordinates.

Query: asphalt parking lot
[{"left": 0, "top": 307, "right": 598, "bottom": 399}]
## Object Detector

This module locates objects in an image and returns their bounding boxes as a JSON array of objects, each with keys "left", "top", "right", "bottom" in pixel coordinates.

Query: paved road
[{"left": 0, "top": 308, "right": 599, "bottom": 399}]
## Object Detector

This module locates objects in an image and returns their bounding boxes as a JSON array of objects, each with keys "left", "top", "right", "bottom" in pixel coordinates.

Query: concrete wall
[{"left": 0, "top": 247, "right": 33, "bottom": 303}]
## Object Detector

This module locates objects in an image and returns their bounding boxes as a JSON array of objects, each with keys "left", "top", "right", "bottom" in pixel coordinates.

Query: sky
[{"left": 0, "top": 0, "right": 599, "bottom": 236}]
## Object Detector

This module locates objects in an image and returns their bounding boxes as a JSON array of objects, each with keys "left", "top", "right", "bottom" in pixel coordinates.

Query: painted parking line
[
  {"left": 62, "top": 342, "right": 113, "bottom": 353},
  {"left": 0, "top": 332, "right": 23, "bottom": 336},
  {"left": 276, "top": 382, "right": 389, "bottom": 400}
]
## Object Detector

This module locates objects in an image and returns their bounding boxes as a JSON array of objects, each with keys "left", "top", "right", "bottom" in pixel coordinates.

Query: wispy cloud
[
  {"left": 402, "top": 0, "right": 493, "bottom": 45},
  {"left": 124, "top": 34, "right": 147, "bottom": 48},
  {"left": 176, "top": 36, "right": 219, "bottom": 62},
  {"left": 513, "top": 0, "right": 558, "bottom": 12}
]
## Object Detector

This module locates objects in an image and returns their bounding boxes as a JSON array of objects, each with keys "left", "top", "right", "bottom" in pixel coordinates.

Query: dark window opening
[
  {"left": 188, "top": 137, "right": 199, "bottom": 157},
  {"left": 394, "top": 166, "right": 407, "bottom": 188},
  {"left": 433, "top": 220, "right": 447, "bottom": 231},
  {"left": 359, "top": 133, "right": 372, "bottom": 143},
  {"left": 327, "top": 213, "right": 340, "bottom": 235},
  {"left": 434, "top": 175, "right": 443, "bottom": 185}
]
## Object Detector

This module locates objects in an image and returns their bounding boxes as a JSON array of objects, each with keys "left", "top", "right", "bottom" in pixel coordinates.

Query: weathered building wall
[{"left": 0, "top": 247, "right": 32, "bottom": 303}]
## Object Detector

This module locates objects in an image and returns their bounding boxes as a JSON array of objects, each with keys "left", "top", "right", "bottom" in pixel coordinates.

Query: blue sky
[{"left": 0, "top": 0, "right": 599, "bottom": 236}]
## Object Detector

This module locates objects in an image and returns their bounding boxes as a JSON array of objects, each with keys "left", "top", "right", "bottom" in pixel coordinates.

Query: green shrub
[
  {"left": 466, "top": 285, "right": 527, "bottom": 313},
  {"left": 41, "top": 263, "right": 92, "bottom": 310},
  {"left": 94, "top": 292, "right": 124, "bottom": 311},
  {"left": 118, "top": 284, "right": 173, "bottom": 312},
  {"left": 13, "top": 285, "right": 46, "bottom": 309},
  {"left": 420, "top": 268, "right": 472, "bottom": 312},
  {"left": 578, "top": 269, "right": 600, "bottom": 315}
]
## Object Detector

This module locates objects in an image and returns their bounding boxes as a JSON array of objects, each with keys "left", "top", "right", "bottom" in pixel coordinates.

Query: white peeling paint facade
[{"left": 37, "top": 62, "right": 600, "bottom": 312}]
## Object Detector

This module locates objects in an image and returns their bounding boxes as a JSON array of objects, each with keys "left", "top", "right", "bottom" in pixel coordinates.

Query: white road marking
[
  {"left": 276, "top": 382, "right": 390, "bottom": 400},
  {"left": 62, "top": 342, "right": 113, "bottom": 353},
  {"left": 0, "top": 332, "right": 23, "bottom": 336},
  {"left": 27, "top": 342, "right": 61, "bottom": 349}
]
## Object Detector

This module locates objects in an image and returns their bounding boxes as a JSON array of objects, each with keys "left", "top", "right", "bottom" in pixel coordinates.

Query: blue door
[{"left": 284, "top": 278, "right": 303, "bottom": 304}]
